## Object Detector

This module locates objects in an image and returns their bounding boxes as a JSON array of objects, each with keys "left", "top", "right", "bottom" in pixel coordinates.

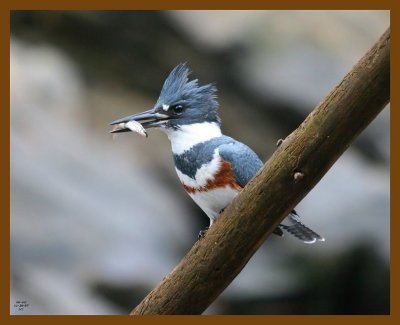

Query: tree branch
[{"left": 131, "top": 27, "right": 390, "bottom": 315}]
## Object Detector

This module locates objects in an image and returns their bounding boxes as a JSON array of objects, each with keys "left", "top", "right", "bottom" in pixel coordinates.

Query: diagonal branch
[{"left": 131, "top": 27, "right": 390, "bottom": 315}]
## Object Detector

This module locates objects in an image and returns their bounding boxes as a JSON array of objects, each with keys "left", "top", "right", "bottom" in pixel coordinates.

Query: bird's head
[{"left": 110, "top": 63, "right": 220, "bottom": 135}]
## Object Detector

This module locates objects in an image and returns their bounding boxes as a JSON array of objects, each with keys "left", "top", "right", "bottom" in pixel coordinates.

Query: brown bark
[{"left": 131, "top": 27, "right": 390, "bottom": 315}]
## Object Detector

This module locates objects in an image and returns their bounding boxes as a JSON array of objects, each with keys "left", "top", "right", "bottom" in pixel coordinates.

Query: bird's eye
[{"left": 172, "top": 105, "right": 184, "bottom": 114}]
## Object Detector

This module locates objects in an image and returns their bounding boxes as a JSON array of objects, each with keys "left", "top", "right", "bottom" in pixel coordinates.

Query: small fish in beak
[{"left": 110, "top": 120, "right": 148, "bottom": 137}]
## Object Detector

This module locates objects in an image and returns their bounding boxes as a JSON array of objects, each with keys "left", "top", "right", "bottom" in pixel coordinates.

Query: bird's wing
[
  {"left": 219, "top": 140, "right": 324, "bottom": 243},
  {"left": 218, "top": 140, "right": 263, "bottom": 188}
]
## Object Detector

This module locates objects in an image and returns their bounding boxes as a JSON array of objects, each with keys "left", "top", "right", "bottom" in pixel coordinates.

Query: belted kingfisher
[{"left": 110, "top": 63, "right": 324, "bottom": 244}]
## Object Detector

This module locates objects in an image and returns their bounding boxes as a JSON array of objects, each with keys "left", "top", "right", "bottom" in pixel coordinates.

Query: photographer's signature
[{"left": 13, "top": 300, "right": 29, "bottom": 312}]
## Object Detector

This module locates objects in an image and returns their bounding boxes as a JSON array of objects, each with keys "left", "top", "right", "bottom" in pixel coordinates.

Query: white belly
[{"left": 189, "top": 186, "right": 240, "bottom": 225}]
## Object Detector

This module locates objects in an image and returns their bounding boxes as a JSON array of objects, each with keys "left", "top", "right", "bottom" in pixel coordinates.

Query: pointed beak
[{"left": 109, "top": 108, "right": 169, "bottom": 133}]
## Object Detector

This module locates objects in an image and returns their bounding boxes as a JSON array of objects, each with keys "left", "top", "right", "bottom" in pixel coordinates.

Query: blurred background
[{"left": 10, "top": 10, "right": 390, "bottom": 315}]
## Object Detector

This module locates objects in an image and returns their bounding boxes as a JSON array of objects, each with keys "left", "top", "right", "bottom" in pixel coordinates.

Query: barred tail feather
[{"left": 279, "top": 211, "right": 325, "bottom": 244}]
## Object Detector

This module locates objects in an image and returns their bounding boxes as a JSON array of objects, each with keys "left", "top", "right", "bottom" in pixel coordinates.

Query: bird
[{"left": 110, "top": 63, "right": 324, "bottom": 244}]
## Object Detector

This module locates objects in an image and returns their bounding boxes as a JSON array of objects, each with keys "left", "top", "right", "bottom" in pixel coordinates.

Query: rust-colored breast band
[{"left": 182, "top": 159, "right": 242, "bottom": 194}]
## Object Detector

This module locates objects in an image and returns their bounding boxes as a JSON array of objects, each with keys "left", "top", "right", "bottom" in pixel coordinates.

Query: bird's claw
[{"left": 198, "top": 227, "right": 209, "bottom": 240}]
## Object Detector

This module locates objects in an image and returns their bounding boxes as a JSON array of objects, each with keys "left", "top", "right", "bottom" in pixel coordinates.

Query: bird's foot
[
  {"left": 198, "top": 227, "right": 209, "bottom": 240},
  {"left": 276, "top": 138, "right": 284, "bottom": 147}
]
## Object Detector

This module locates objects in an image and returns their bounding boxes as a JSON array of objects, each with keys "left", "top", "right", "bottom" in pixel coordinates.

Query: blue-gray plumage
[
  {"left": 173, "top": 135, "right": 262, "bottom": 187},
  {"left": 156, "top": 63, "right": 220, "bottom": 128},
  {"left": 110, "top": 63, "right": 324, "bottom": 243},
  {"left": 218, "top": 141, "right": 264, "bottom": 188}
]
